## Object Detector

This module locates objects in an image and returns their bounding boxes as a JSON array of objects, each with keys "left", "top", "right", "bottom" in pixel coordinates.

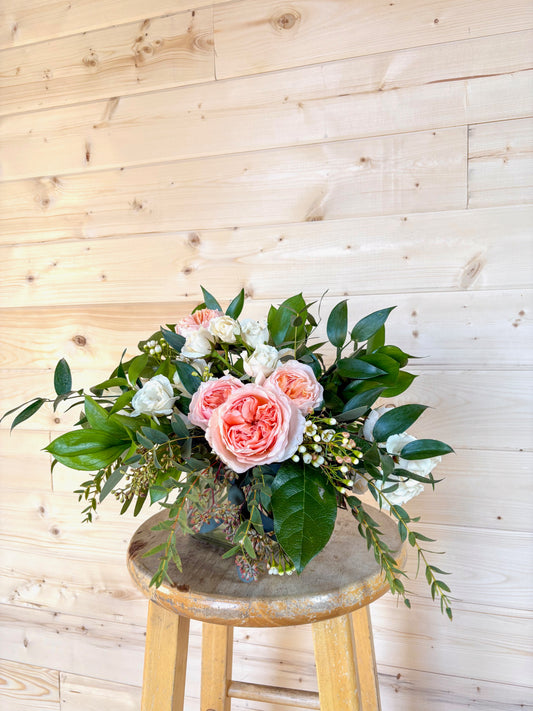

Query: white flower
[
  {"left": 240, "top": 319, "right": 269, "bottom": 349},
  {"left": 386, "top": 433, "right": 442, "bottom": 478},
  {"left": 181, "top": 329, "right": 213, "bottom": 359},
  {"left": 362, "top": 405, "right": 393, "bottom": 442},
  {"left": 242, "top": 344, "right": 280, "bottom": 380},
  {"left": 374, "top": 476, "right": 424, "bottom": 511},
  {"left": 130, "top": 375, "right": 177, "bottom": 417},
  {"left": 208, "top": 315, "right": 240, "bottom": 344}
]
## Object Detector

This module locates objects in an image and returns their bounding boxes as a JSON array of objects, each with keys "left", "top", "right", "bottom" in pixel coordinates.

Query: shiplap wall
[{"left": 1, "top": 0, "right": 532, "bottom": 708}]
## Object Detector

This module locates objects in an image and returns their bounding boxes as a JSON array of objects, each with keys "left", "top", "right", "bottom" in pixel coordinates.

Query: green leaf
[
  {"left": 377, "top": 345, "right": 413, "bottom": 368},
  {"left": 342, "top": 386, "right": 386, "bottom": 413},
  {"left": 400, "top": 439, "right": 454, "bottom": 460},
  {"left": 109, "top": 389, "right": 135, "bottom": 414},
  {"left": 372, "top": 404, "right": 428, "bottom": 442},
  {"left": 337, "top": 358, "right": 387, "bottom": 379},
  {"left": 149, "top": 485, "right": 169, "bottom": 505},
  {"left": 358, "top": 353, "right": 399, "bottom": 378},
  {"left": 226, "top": 288, "right": 245, "bottom": 319},
  {"left": 141, "top": 426, "right": 169, "bottom": 445},
  {"left": 201, "top": 286, "right": 222, "bottom": 311},
  {"left": 267, "top": 305, "right": 291, "bottom": 348},
  {"left": 326, "top": 300, "right": 348, "bottom": 349},
  {"left": 85, "top": 396, "right": 125, "bottom": 436},
  {"left": 271, "top": 461, "right": 337, "bottom": 573},
  {"left": 127, "top": 354, "right": 149, "bottom": 386},
  {"left": 351, "top": 307, "right": 396, "bottom": 343},
  {"left": 175, "top": 361, "right": 202, "bottom": 394},
  {"left": 366, "top": 325, "right": 385, "bottom": 354},
  {"left": 54, "top": 358, "right": 72, "bottom": 396},
  {"left": 10, "top": 398, "right": 46, "bottom": 431},
  {"left": 45, "top": 430, "right": 129, "bottom": 471},
  {"left": 380, "top": 371, "right": 417, "bottom": 398},
  {"left": 100, "top": 468, "right": 127, "bottom": 502},
  {"left": 336, "top": 406, "right": 370, "bottom": 423},
  {"left": 90, "top": 377, "right": 128, "bottom": 393},
  {"left": 161, "top": 328, "right": 186, "bottom": 353}
]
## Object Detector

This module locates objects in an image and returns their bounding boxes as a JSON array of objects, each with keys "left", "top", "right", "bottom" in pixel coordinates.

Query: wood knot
[
  {"left": 72, "top": 335, "right": 87, "bottom": 347},
  {"left": 187, "top": 232, "right": 201, "bottom": 247},
  {"left": 83, "top": 51, "right": 99, "bottom": 68},
  {"left": 272, "top": 9, "right": 300, "bottom": 31}
]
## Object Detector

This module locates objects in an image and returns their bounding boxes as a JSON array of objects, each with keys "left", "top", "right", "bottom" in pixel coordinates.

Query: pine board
[
  {"left": 0, "top": 659, "right": 59, "bottom": 710},
  {"left": 213, "top": 0, "right": 533, "bottom": 79},
  {"left": 4, "top": 202, "right": 529, "bottom": 305},
  {"left": 0, "top": 8, "right": 214, "bottom": 117},
  {"left": 2, "top": 48, "right": 532, "bottom": 181},
  {"left": 0, "top": 127, "right": 467, "bottom": 244},
  {"left": 1, "top": 288, "right": 530, "bottom": 370},
  {"left": 468, "top": 117, "right": 533, "bottom": 207},
  {"left": 0, "top": 0, "right": 226, "bottom": 50}
]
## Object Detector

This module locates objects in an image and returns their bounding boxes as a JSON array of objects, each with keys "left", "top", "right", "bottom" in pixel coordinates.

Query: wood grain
[
  {"left": 5, "top": 201, "right": 529, "bottom": 307},
  {"left": 2, "top": 42, "right": 531, "bottom": 181},
  {"left": 0, "top": 0, "right": 226, "bottom": 50},
  {"left": 312, "top": 615, "right": 359, "bottom": 710},
  {"left": 213, "top": 0, "right": 533, "bottom": 79},
  {"left": 0, "top": 127, "right": 467, "bottom": 244},
  {"left": 0, "top": 9, "right": 214, "bottom": 117},
  {"left": 468, "top": 117, "right": 533, "bottom": 207},
  {"left": 0, "top": 659, "right": 59, "bottom": 710}
]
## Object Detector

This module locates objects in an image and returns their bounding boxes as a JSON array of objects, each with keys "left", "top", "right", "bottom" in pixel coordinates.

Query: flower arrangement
[{"left": 3, "top": 289, "right": 454, "bottom": 617}]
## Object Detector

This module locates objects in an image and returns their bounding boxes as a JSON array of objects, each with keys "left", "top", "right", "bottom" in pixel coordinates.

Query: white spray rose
[
  {"left": 130, "top": 375, "right": 177, "bottom": 417},
  {"left": 373, "top": 476, "right": 424, "bottom": 510},
  {"left": 386, "top": 433, "right": 442, "bottom": 478},
  {"left": 181, "top": 329, "right": 213, "bottom": 359},
  {"left": 242, "top": 344, "right": 280, "bottom": 380},
  {"left": 208, "top": 315, "right": 240, "bottom": 344},
  {"left": 240, "top": 319, "right": 269, "bottom": 349},
  {"left": 362, "top": 405, "right": 393, "bottom": 442}
]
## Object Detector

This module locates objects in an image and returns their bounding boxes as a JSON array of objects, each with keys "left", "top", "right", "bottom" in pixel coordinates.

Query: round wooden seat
[
  {"left": 128, "top": 505, "right": 405, "bottom": 627},
  {"left": 127, "top": 505, "right": 405, "bottom": 711}
]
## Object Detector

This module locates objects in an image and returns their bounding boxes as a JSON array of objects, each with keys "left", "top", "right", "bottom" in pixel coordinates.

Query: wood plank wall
[{"left": 1, "top": 1, "right": 532, "bottom": 709}]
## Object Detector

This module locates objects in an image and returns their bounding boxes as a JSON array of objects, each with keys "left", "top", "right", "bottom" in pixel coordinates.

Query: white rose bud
[
  {"left": 386, "top": 433, "right": 442, "bottom": 478},
  {"left": 362, "top": 405, "right": 394, "bottom": 442},
  {"left": 241, "top": 344, "right": 280, "bottom": 380},
  {"left": 208, "top": 315, "right": 240, "bottom": 344},
  {"left": 130, "top": 375, "right": 177, "bottom": 417},
  {"left": 181, "top": 328, "right": 214, "bottom": 359},
  {"left": 240, "top": 319, "right": 269, "bottom": 349}
]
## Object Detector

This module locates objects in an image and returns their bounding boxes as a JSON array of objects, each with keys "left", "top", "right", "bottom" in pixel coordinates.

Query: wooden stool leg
[
  {"left": 312, "top": 614, "right": 360, "bottom": 711},
  {"left": 201, "top": 623, "right": 233, "bottom": 711},
  {"left": 352, "top": 606, "right": 381, "bottom": 711},
  {"left": 141, "top": 600, "right": 190, "bottom": 711}
]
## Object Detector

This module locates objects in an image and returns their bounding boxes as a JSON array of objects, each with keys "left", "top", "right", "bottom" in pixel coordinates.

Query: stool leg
[
  {"left": 201, "top": 623, "right": 233, "bottom": 711},
  {"left": 352, "top": 607, "right": 381, "bottom": 711},
  {"left": 312, "top": 614, "right": 360, "bottom": 711},
  {"left": 141, "top": 600, "right": 190, "bottom": 711}
]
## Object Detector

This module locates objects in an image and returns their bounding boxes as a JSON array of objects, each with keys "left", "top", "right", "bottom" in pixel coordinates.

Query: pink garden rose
[
  {"left": 206, "top": 384, "right": 305, "bottom": 473},
  {"left": 188, "top": 375, "right": 244, "bottom": 430},
  {"left": 266, "top": 360, "right": 323, "bottom": 414},
  {"left": 176, "top": 308, "right": 223, "bottom": 336}
]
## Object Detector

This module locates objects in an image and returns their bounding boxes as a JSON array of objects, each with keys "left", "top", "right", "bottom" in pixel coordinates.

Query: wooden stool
[{"left": 127, "top": 506, "right": 405, "bottom": 711}]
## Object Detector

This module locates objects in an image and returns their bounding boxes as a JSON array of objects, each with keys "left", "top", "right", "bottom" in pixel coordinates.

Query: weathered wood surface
[
  {"left": 213, "top": 0, "right": 533, "bottom": 79},
  {"left": 0, "top": 9, "right": 214, "bottom": 116},
  {"left": 0, "top": 288, "right": 531, "bottom": 370},
  {"left": 0, "top": 127, "right": 467, "bottom": 244},
  {"left": 2, "top": 39, "right": 532, "bottom": 181}
]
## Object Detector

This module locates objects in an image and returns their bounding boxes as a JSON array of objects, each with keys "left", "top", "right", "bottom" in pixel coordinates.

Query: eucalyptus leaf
[
  {"left": 141, "top": 426, "right": 169, "bottom": 445},
  {"left": 161, "top": 328, "right": 186, "bottom": 353},
  {"left": 100, "top": 468, "right": 127, "bottom": 502},
  {"left": 171, "top": 413, "right": 189, "bottom": 439},
  {"left": 175, "top": 361, "right": 202, "bottom": 394}
]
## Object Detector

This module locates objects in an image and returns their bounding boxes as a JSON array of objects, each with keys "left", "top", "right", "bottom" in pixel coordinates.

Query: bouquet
[{"left": 3, "top": 288, "right": 453, "bottom": 617}]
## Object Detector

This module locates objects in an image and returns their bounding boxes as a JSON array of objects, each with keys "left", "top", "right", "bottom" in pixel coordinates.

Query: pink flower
[
  {"left": 206, "top": 384, "right": 305, "bottom": 473},
  {"left": 188, "top": 375, "right": 244, "bottom": 430},
  {"left": 265, "top": 360, "right": 323, "bottom": 414},
  {"left": 176, "top": 308, "right": 223, "bottom": 336}
]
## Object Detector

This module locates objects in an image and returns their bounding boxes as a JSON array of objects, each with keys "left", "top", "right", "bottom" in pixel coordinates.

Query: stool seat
[
  {"left": 128, "top": 505, "right": 405, "bottom": 627},
  {"left": 127, "top": 505, "right": 405, "bottom": 711}
]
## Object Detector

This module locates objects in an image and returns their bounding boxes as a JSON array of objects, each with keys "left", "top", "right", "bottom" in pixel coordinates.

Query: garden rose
[
  {"left": 242, "top": 344, "right": 280, "bottom": 380},
  {"left": 240, "top": 319, "right": 268, "bottom": 349},
  {"left": 266, "top": 360, "right": 323, "bottom": 414},
  {"left": 130, "top": 375, "right": 177, "bottom": 417},
  {"left": 386, "top": 433, "right": 442, "bottom": 478},
  {"left": 188, "top": 375, "right": 244, "bottom": 430},
  {"left": 208, "top": 315, "right": 240, "bottom": 343},
  {"left": 206, "top": 383, "right": 305, "bottom": 473},
  {"left": 176, "top": 308, "right": 223, "bottom": 336},
  {"left": 181, "top": 329, "right": 214, "bottom": 359}
]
